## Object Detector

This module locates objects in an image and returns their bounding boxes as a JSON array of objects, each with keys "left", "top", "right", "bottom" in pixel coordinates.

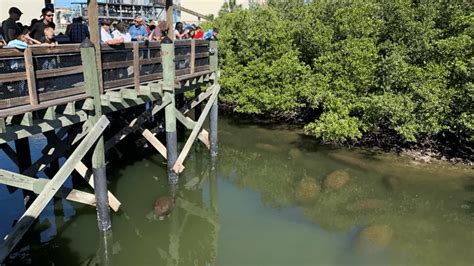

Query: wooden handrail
[{"left": 0, "top": 40, "right": 212, "bottom": 113}]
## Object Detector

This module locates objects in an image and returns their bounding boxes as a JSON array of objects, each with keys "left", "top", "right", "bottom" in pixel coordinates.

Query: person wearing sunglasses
[
  {"left": 30, "top": 7, "right": 54, "bottom": 42},
  {"left": 128, "top": 16, "right": 148, "bottom": 41}
]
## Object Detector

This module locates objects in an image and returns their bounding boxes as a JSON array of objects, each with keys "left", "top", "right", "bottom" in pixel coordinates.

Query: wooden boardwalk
[{"left": 0, "top": 39, "right": 220, "bottom": 262}]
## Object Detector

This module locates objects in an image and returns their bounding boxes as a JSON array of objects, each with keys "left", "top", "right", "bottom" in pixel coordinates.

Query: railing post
[
  {"left": 80, "top": 40, "right": 111, "bottom": 232},
  {"left": 162, "top": 41, "right": 179, "bottom": 184},
  {"left": 209, "top": 41, "right": 218, "bottom": 157},
  {"left": 133, "top": 42, "right": 140, "bottom": 92},
  {"left": 190, "top": 39, "right": 195, "bottom": 74},
  {"left": 24, "top": 48, "right": 38, "bottom": 106},
  {"left": 88, "top": 0, "right": 104, "bottom": 94}
]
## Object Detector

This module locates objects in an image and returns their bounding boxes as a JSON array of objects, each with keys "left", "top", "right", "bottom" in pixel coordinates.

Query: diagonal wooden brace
[
  {"left": 172, "top": 85, "right": 220, "bottom": 174},
  {"left": 0, "top": 115, "right": 109, "bottom": 263},
  {"left": 142, "top": 129, "right": 167, "bottom": 159},
  {"left": 104, "top": 99, "right": 170, "bottom": 151},
  {"left": 74, "top": 161, "right": 121, "bottom": 212},
  {"left": 180, "top": 84, "right": 216, "bottom": 115},
  {"left": 174, "top": 108, "right": 210, "bottom": 149}
]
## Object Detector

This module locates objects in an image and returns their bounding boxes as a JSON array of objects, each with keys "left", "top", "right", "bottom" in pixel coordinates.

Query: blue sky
[{"left": 56, "top": 0, "right": 80, "bottom": 7}]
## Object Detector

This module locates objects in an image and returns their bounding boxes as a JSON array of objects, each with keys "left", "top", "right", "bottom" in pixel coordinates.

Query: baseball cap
[{"left": 9, "top": 7, "right": 23, "bottom": 15}]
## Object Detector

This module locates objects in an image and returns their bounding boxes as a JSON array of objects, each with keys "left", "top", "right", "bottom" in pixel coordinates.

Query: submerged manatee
[
  {"left": 357, "top": 224, "right": 393, "bottom": 253},
  {"left": 288, "top": 148, "right": 304, "bottom": 160},
  {"left": 154, "top": 196, "right": 174, "bottom": 220},
  {"left": 324, "top": 170, "right": 350, "bottom": 191},
  {"left": 295, "top": 177, "right": 321, "bottom": 204}
]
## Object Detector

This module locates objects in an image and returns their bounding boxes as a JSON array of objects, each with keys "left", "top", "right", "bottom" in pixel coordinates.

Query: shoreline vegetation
[
  {"left": 209, "top": 0, "right": 473, "bottom": 164},
  {"left": 220, "top": 107, "right": 473, "bottom": 166}
]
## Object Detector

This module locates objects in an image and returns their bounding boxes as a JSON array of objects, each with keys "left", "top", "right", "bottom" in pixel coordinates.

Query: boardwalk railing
[{"left": 0, "top": 39, "right": 211, "bottom": 117}]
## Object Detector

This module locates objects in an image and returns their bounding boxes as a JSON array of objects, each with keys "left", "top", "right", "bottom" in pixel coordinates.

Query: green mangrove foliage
[{"left": 213, "top": 0, "right": 473, "bottom": 153}]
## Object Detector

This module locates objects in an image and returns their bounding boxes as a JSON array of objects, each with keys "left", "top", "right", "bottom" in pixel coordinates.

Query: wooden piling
[
  {"left": 194, "top": 87, "right": 202, "bottom": 152},
  {"left": 209, "top": 41, "right": 219, "bottom": 157},
  {"left": 80, "top": 40, "right": 111, "bottom": 231},
  {"left": 162, "top": 42, "right": 179, "bottom": 184}
]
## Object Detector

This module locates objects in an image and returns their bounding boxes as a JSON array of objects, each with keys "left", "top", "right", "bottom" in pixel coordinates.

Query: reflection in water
[
  {"left": 1, "top": 115, "right": 473, "bottom": 265},
  {"left": 216, "top": 118, "right": 474, "bottom": 265},
  {"left": 2, "top": 146, "right": 221, "bottom": 265}
]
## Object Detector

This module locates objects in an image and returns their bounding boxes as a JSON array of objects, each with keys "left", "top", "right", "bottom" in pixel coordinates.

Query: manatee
[
  {"left": 288, "top": 148, "right": 303, "bottom": 160},
  {"left": 323, "top": 170, "right": 350, "bottom": 191},
  {"left": 357, "top": 224, "right": 393, "bottom": 252},
  {"left": 295, "top": 177, "right": 321, "bottom": 204},
  {"left": 154, "top": 196, "right": 174, "bottom": 220}
]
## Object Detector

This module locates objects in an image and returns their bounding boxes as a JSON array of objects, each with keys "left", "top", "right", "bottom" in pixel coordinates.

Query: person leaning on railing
[
  {"left": 30, "top": 7, "right": 54, "bottom": 43},
  {"left": 111, "top": 22, "right": 131, "bottom": 43},
  {"left": 128, "top": 16, "right": 148, "bottom": 42},
  {"left": 100, "top": 20, "right": 123, "bottom": 45}
]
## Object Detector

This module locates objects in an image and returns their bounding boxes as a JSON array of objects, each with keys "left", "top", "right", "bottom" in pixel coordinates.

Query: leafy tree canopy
[{"left": 211, "top": 0, "right": 473, "bottom": 156}]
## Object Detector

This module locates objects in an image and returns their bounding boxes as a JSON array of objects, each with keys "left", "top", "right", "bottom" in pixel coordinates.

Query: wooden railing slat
[
  {"left": 133, "top": 42, "right": 140, "bottom": 92},
  {"left": 191, "top": 39, "right": 196, "bottom": 74},
  {"left": 24, "top": 48, "right": 39, "bottom": 106},
  {"left": 36, "top": 65, "right": 84, "bottom": 79}
]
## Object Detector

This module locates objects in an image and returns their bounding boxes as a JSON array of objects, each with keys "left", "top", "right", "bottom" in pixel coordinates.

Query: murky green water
[{"left": 1, "top": 116, "right": 473, "bottom": 265}]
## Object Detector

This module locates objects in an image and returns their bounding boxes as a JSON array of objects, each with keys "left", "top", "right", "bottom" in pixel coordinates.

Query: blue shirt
[
  {"left": 6, "top": 39, "right": 28, "bottom": 49},
  {"left": 203, "top": 29, "right": 215, "bottom": 41},
  {"left": 128, "top": 25, "right": 148, "bottom": 41}
]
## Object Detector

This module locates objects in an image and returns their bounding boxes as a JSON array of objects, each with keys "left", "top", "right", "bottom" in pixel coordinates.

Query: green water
[{"left": 2, "top": 116, "right": 474, "bottom": 265}]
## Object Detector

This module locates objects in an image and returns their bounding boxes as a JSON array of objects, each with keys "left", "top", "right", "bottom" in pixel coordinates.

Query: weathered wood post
[
  {"left": 209, "top": 41, "right": 219, "bottom": 157},
  {"left": 80, "top": 39, "right": 111, "bottom": 231},
  {"left": 162, "top": 40, "right": 179, "bottom": 184},
  {"left": 87, "top": 0, "right": 104, "bottom": 93},
  {"left": 166, "top": 0, "right": 174, "bottom": 40}
]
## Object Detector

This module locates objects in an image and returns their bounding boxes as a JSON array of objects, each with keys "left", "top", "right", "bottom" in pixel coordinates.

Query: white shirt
[
  {"left": 100, "top": 27, "right": 112, "bottom": 43},
  {"left": 112, "top": 30, "right": 132, "bottom": 42}
]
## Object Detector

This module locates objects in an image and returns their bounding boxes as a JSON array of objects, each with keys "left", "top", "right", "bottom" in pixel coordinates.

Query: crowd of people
[
  {"left": 0, "top": 6, "right": 219, "bottom": 49},
  {"left": 99, "top": 16, "right": 218, "bottom": 45},
  {"left": 1, "top": 7, "right": 57, "bottom": 49}
]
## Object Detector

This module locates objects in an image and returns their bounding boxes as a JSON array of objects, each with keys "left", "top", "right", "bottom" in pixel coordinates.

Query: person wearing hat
[
  {"left": 2, "top": 7, "right": 23, "bottom": 43},
  {"left": 101, "top": 20, "right": 123, "bottom": 45},
  {"left": 30, "top": 7, "right": 54, "bottom": 42}
]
